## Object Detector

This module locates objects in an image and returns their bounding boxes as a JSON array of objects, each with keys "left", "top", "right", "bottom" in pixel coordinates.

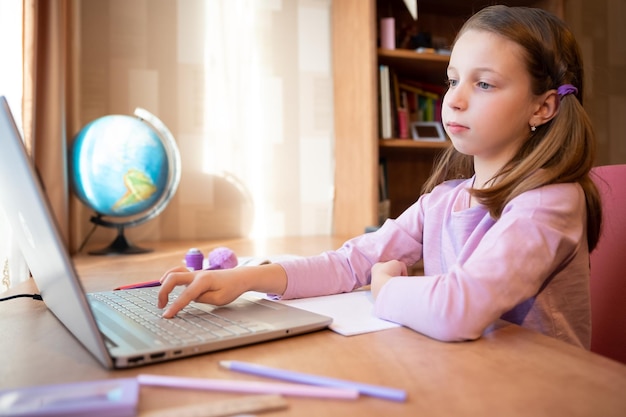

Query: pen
[
  {"left": 137, "top": 374, "right": 359, "bottom": 400},
  {"left": 219, "top": 360, "right": 407, "bottom": 402},
  {"left": 114, "top": 280, "right": 161, "bottom": 291}
]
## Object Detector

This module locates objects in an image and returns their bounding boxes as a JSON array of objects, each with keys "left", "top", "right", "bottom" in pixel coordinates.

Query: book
[
  {"left": 397, "top": 91, "right": 409, "bottom": 138},
  {"left": 379, "top": 65, "right": 392, "bottom": 139},
  {"left": 397, "top": 106, "right": 409, "bottom": 138},
  {"left": 390, "top": 70, "right": 400, "bottom": 137}
]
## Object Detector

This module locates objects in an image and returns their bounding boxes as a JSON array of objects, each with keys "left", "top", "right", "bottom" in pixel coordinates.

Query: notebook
[{"left": 0, "top": 96, "right": 332, "bottom": 369}]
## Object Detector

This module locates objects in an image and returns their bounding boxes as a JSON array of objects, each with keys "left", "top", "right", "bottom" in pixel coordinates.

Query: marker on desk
[
  {"left": 219, "top": 360, "right": 407, "bottom": 402},
  {"left": 114, "top": 280, "right": 161, "bottom": 291},
  {"left": 137, "top": 374, "right": 359, "bottom": 400}
]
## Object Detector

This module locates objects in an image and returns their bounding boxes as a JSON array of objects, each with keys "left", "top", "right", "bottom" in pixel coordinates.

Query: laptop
[{"left": 0, "top": 96, "right": 332, "bottom": 369}]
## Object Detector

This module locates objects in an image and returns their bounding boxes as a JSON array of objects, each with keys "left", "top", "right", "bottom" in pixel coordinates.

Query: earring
[{"left": 531, "top": 125, "right": 536, "bottom": 132}]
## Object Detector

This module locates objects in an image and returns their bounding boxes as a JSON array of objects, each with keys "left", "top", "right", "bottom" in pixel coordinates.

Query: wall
[{"left": 73, "top": 0, "right": 334, "bottom": 251}]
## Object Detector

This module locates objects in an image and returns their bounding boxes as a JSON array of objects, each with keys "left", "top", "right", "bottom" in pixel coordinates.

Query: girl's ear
[{"left": 530, "top": 90, "right": 559, "bottom": 128}]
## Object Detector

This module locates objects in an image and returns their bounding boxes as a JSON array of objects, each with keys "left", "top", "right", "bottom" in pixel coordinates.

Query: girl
[{"left": 158, "top": 5, "right": 602, "bottom": 348}]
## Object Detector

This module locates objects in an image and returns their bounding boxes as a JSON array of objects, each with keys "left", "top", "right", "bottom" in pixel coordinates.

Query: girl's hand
[
  {"left": 157, "top": 263, "right": 287, "bottom": 318},
  {"left": 371, "top": 260, "right": 407, "bottom": 300}
]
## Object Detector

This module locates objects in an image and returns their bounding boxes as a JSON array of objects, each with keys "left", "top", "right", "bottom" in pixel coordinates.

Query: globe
[{"left": 70, "top": 108, "right": 180, "bottom": 255}]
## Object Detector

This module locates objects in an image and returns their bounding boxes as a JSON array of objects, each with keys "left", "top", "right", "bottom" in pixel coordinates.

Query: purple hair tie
[{"left": 557, "top": 84, "right": 578, "bottom": 98}]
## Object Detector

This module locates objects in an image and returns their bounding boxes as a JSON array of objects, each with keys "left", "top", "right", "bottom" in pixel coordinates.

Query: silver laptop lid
[{"left": 0, "top": 96, "right": 113, "bottom": 368}]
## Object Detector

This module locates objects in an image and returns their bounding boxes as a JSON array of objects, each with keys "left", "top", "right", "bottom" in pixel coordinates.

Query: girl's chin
[{"left": 449, "top": 139, "right": 476, "bottom": 156}]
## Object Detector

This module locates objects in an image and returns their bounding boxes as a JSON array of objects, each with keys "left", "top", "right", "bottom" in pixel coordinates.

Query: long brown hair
[{"left": 422, "top": 5, "right": 602, "bottom": 251}]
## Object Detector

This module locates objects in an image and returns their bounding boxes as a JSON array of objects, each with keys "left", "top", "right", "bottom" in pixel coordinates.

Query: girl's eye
[
  {"left": 446, "top": 78, "right": 458, "bottom": 88},
  {"left": 477, "top": 81, "right": 492, "bottom": 90}
]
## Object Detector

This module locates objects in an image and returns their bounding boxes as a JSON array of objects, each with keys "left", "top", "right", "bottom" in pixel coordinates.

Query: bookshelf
[{"left": 331, "top": 0, "right": 564, "bottom": 236}]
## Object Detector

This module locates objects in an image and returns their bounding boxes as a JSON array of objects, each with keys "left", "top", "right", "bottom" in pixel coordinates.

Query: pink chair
[{"left": 590, "top": 164, "right": 626, "bottom": 364}]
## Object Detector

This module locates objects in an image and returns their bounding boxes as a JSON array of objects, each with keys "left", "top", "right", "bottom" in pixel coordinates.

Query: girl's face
[{"left": 442, "top": 29, "right": 541, "bottom": 175}]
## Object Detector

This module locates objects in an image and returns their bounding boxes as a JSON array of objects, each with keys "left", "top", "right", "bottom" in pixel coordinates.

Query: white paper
[
  {"left": 279, "top": 290, "right": 400, "bottom": 336},
  {"left": 240, "top": 255, "right": 400, "bottom": 336}
]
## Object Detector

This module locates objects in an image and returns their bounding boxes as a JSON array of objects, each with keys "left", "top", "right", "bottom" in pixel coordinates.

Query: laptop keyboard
[{"left": 88, "top": 288, "right": 270, "bottom": 346}]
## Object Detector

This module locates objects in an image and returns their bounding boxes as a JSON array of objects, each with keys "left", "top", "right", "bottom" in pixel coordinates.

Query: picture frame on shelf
[{"left": 411, "top": 121, "right": 446, "bottom": 141}]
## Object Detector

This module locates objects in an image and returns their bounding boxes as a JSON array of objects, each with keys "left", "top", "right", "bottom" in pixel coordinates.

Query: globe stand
[{"left": 88, "top": 218, "right": 152, "bottom": 256}]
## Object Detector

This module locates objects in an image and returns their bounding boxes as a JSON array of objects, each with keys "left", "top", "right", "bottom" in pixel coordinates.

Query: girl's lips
[{"left": 446, "top": 122, "right": 468, "bottom": 134}]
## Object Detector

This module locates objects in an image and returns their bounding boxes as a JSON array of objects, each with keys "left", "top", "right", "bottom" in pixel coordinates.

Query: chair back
[{"left": 590, "top": 164, "right": 626, "bottom": 364}]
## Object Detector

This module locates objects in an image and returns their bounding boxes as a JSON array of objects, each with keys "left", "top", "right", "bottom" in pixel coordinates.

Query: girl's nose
[{"left": 444, "top": 84, "right": 467, "bottom": 111}]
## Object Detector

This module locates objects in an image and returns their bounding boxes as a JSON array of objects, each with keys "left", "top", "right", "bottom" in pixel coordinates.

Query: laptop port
[{"left": 150, "top": 352, "right": 166, "bottom": 360}]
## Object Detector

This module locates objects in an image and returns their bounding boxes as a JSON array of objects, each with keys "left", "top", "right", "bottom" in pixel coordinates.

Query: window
[
  {"left": 0, "top": 0, "right": 27, "bottom": 292},
  {"left": 0, "top": 0, "right": 23, "bottom": 131}
]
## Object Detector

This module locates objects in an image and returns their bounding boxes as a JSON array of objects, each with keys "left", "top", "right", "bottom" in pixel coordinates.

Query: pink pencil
[
  {"left": 137, "top": 374, "right": 359, "bottom": 400},
  {"left": 114, "top": 280, "right": 161, "bottom": 291}
]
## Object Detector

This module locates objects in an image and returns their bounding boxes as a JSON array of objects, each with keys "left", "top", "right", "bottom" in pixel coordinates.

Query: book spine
[{"left": 379, "top": 65, "right": 392, "bottom": 139}]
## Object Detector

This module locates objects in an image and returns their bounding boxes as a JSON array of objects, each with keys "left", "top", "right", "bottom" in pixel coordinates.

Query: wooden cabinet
[{"left": 331, "top": 0, "right": 563, "bottom": 237}]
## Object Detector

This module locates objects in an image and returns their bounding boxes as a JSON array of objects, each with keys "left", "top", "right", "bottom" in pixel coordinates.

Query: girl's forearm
[{"left": 239, "top": 263, "right": 288, "bottom": 296}]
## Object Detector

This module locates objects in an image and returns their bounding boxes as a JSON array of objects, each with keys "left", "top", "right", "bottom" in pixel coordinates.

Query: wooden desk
[{"left": 2, "top": 237, "right": 626, "bottom": 416}]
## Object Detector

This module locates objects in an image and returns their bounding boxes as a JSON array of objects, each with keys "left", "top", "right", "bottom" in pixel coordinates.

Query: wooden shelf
[
  {"left": 378, "top": 48, "right": 449, "bottom": 63},
  {"left": 378, "top": 49, "right": 449, "bottom": 84},
  {"left": 379, "top": 139, "right": 450, "bottom": 150}
]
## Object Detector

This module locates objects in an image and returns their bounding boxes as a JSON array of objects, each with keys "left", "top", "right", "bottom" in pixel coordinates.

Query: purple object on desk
[
  {"left": 0, "top": 378, "right": 139, "bottom": 417},
  {"left": 206, "top": 246, "right": 238, "bottom": 270},
  {"left": 185, "top": 248, "right": 204, "bottom": 271}
]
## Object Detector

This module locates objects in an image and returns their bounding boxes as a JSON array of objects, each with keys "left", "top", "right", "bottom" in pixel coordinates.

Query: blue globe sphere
[{"left": 70, "top": 115, "right": 169, "bottom": 218}]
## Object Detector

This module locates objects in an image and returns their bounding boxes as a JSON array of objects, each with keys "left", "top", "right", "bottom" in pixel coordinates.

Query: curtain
[{"left": 22, "top": 0, "right": 77, "bottom": 249}]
